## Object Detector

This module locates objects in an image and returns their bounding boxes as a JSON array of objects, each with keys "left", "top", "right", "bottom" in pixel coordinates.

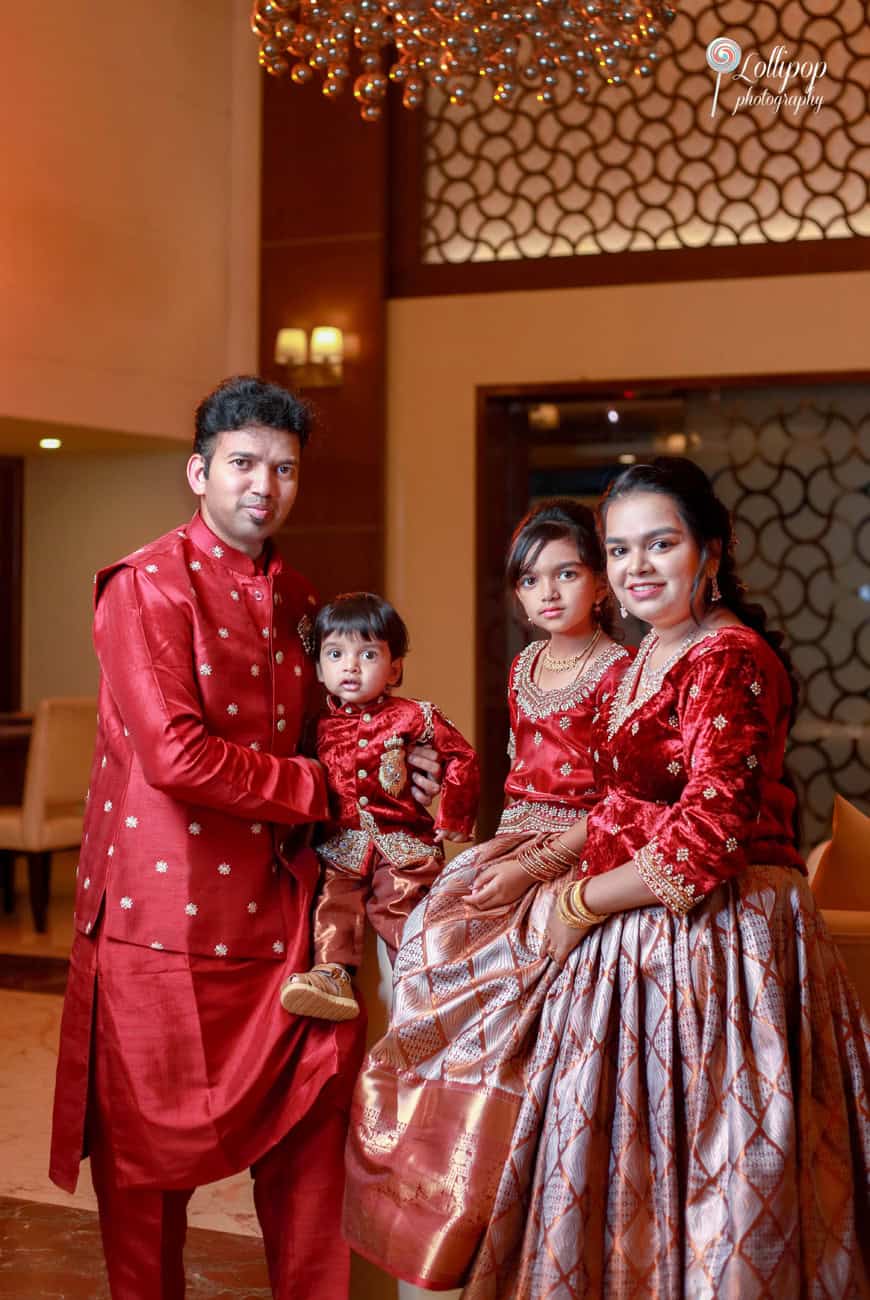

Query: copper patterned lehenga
[{"left": 343, "top": 627, "right": 870, "bottom": 1298}]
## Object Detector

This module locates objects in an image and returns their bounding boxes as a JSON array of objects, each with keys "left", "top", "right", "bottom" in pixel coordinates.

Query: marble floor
[{"left": 0, "top": 855, "right": 434, "bottom": 1299}]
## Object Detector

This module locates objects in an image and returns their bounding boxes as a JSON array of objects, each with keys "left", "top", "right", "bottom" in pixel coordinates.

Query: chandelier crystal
[{"left": 251, "top": 0, "right": 677, "bottom": 120}]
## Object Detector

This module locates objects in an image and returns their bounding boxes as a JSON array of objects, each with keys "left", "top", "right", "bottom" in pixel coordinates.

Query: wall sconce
[{"left": 274, "top": 325, "right": 344, "bottom": 387}]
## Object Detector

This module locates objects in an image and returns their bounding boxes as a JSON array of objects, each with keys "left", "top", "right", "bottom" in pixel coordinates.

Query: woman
[{"left": 344, "top": 461, "right": 870, "bottom": 1298}]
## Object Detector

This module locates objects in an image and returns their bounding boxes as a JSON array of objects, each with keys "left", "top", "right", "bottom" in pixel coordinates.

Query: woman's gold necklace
[{"left": 542, "top": 626, "right": 602, "bottom": 674}]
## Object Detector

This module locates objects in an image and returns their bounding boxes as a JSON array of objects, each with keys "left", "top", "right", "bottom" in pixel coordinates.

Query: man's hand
[
  {"left": 465, "top": 857, "right": 533, "bottom": 911},
  {"left": 408, "top": 743, "right": 442, "bottom": 807}
]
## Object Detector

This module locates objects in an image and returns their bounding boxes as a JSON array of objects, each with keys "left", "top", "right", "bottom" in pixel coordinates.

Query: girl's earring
[
  {"left": 710, "top": 573, "right": 722, "bottom": 603},
  {"left": 619, "top": 602, "right": 628, "bottom": 620}
]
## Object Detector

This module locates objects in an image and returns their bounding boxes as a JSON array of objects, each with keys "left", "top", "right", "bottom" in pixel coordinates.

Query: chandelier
[{"left": 251, "top": 0, "right": 677, "bottom": 120}]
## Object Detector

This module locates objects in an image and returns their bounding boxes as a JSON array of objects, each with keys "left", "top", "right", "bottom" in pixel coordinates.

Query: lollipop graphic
[{"left": 706, "top": 37, "right": 742, "bottom": 117}]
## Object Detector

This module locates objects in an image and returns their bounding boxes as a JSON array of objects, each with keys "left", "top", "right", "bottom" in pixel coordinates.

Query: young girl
[
  {"left": 280, "top": 592, "right": 479, "bottom": 1022},
  {"left": 343, "top": 500, "right": 631, "bottom": 1285},
  {"left": 346, "top": 461, "right": 870, "bottom": 1298}
]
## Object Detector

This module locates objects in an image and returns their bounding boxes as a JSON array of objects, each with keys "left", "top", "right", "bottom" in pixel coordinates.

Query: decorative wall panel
[{"left": 421, "top": 0, "right": 869, "bottom": 265}]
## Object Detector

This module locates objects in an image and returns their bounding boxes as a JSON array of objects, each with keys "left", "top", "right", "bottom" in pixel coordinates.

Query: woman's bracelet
[
  {"left": 557, "top": 879, "right": 608, "bottom": 929},
  {"left": 517, "top": 834, "right": 581, "bottom": 882},
  {"left": 517, "top": 841, "right": 565, "bottom": 881}
]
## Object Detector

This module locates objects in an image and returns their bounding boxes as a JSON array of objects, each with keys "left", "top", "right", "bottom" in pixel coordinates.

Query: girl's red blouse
[{"left": 501, "top": 638, "right": 632, "bottom": 835}]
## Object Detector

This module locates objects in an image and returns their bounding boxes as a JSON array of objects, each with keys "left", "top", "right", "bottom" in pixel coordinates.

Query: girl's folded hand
[{"left": 465, "top": 857, "right": 532, "bottom": 911}]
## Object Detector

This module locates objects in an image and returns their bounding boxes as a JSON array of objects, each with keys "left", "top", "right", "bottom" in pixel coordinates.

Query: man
[{"left": 49, "top": 376, "right": 436, "bottom": 1298}]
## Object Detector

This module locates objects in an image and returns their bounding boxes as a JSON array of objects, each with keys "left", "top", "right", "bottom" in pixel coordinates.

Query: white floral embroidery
[
  {"left": 273, "top": 940, "right": 285, "bottom": 954},
  {"left": 669, "top": 713, "right": 679, "bottom": 728},
  {"left": 250, "top": 741, "right": 261, "bottom": 751},
  {"left": 212, "top": 545, "right": 224, "bottom": 558},
  {"left": 103, "top": 800, "right": 112, "bottom": 812},
  {"left": 107, "top": 845, "right": 114, "bottom": 857},
  {"left": 155, "top": 860, "right": 168, "bottom": 873},
  {"left": 703, "top": 786, "right": 717, "bottom": 799},
  {"left": 631, "top": 721, "right": 639, "bottom": 735},
  {"left": 750, "top": 681, "right": 762, "bottom": 696},
  {"left": 145, "top": 564, "right": 158, "bottom": 573},
  {"left": 559, "top": 762, "right": 572, "bottom": 775},
  {"left": 515, "top": 759, "right": 525, "bottom": 771},
  {"left": 602, "top": 692, "right": 610, "bottom": 703},
  {"left": 150, "top": 942, "right": 164, "bottom": 950},
  {"left": 712, "top": 715, "right": 727, "bottom": 730},
  {"left": 189, "top": 560, "right": 202, "bottom": 571},
  {"left": 227, "top": 703, "right": 239, "bottom": 715},
  {"left": 215, "top": 943, "right": 228, "bottom": 956},
  {"left": 609, "top": 824, "right": 622, "bottom": 835},
  {"left": 558, "top": 717, "right": 571, "bottom": 731},
  {"left": 248, "top": 901, "right": 258, "bottom": 913},
  {"left": 725, "top": 837, "right": 738, "bottom": 852},
  {"left": 120, "top": 896, "right": 133, "bottom": 909},
  {"left": 689, "top": 684, "right": 700, "bottom": 699},
  {"left": 613, "top": 756, "right": 619, "bottom": 770},
  {"left": 217, "top": 863, "right": 231, "bottom": 875},
  {"left": 125, "top": 815, "right": 138, "bottom": 829},
  {"left": 185, "top": 903, "right": 198, "bottom": 916},
  {"left": 580, "top": 858, "right": 590, "bottom": 873},
  {"left": 261, "top": 627, "right": 270, "bottom": 639},
  {"left": 746, "top": 754, "right": 758, "bottom": 768},
  {"left": 676, "top": 847, "right": 689, "bottom": 862},
  {"left": 251, "top": 823, "right": 263, "bottom": 835},
  {"left": 250, "top": 665, "right": 260, "bottom": 677},
  {"left": 593, "top": 749, "right": 599, "bottom": 763},
  {"left": 230, "top": 589, "right": 240, "bottom": 601},
  {"left": 199, "top": 663, "right": 213, "bottom": 676},
  {"left": 218, "top": 627, "right": 229, "bottom": 639},
  {"left": 667, "top": 761, "right": 681, "bottom": 775},
  {"left": 188, "top": 822, "right": 201, "bottom": 835}
]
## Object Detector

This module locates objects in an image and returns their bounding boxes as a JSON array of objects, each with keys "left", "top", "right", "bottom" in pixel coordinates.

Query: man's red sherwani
[
  {"left": 312, "top": 695, "right": 479, "bottom": 965},
  {"left": 49, "top": 513, "right": 364, "bottom": 1206}
]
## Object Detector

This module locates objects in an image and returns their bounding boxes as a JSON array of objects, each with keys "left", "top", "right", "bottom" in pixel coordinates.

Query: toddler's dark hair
[{"left": 314, "top": 592, "right": 410, "bottom": 668}]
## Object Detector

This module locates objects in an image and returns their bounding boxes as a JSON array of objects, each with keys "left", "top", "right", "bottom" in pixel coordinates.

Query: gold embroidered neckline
[
  {"left": 606, "top": 627, "right": 722, "bottom": 739},
  {"left": 514, "top": 639, "right": 628, "bottom": 722}
]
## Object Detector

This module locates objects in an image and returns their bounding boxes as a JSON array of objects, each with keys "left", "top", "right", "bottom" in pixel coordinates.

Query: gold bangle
[
  {"left": 557, "top": 880, "right": 607, "bottom": 929},
  {"left": 570, "top": 878, "right": 608, "bottom": 926},
  {"left": 517, "top": 842, "right": 564, "bottom": 882}
]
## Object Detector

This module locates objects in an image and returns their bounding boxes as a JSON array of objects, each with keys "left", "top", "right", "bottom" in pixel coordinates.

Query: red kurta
[
  {"left": 312, "top": 694, "right": 479, "bottom": 965},
  {"left": 50, "top": 512, "right": 363, "bottom": 1194}
]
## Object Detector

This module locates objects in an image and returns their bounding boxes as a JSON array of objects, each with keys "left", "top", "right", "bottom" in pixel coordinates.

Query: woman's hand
[
  {"left": 543, "top": 902, "right": 591, "bottom": 965},
  {"left": 465, "top": 857, "right": 534, "bottom": 911}
]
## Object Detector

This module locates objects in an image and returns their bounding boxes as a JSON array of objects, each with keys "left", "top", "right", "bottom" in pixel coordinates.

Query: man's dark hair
[
  {"left": 193, "top": 375, "right": 312, "bottom": 470},
  {"left": 314, "top": 592, "right": 410, "bottom": 669}
]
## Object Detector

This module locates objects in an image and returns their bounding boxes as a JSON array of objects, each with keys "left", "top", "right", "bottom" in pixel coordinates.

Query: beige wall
[
  {"left": 22, "top": 453, "right": 191, "bottom": 707},
  {"left": 1, "top": 1, "right": 260, "bottom": 441},
  {"left": 386, "top": 270, "right": 870, "bottom": 742}
]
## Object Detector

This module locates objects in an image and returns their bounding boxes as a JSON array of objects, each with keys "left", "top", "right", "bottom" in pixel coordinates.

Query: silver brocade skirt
[{"left": 343, "top": 837, "right": 870, "bottom": 1298}]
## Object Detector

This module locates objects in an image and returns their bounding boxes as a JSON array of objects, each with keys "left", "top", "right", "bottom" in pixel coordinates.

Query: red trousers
[{"left": 88, "top": 1078, "right": 351, "bottom": 1299}]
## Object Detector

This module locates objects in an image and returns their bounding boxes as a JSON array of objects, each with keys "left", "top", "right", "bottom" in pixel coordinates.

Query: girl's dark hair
[
  {"left": 314, "top": 592, "right": 409, "bottom": 669},
  {"left": 600, "top": 457, "right": 800, "bottom": 721},
  {"left": 506, "top": 498, "right": 614, "bottom": 634}
]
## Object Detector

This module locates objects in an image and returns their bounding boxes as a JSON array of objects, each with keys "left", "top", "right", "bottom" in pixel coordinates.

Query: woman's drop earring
[
  {"left": 619, "top": 602, "right": 628, "bottom": 619},
  {"left": 710, "top": 573, "right": 721, "bottom": 603}
]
